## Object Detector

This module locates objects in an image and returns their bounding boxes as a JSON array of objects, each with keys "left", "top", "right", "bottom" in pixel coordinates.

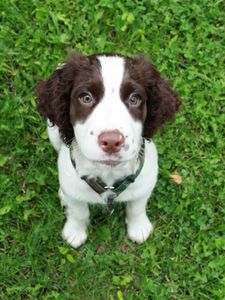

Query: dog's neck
[{"left": 70, "top": 140, "right": 141, "bottom": 186}]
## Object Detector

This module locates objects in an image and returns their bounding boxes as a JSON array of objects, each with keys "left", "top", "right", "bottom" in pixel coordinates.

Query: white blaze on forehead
[{"left": 97, "top": 56, "right": 125, "bottom": 101}]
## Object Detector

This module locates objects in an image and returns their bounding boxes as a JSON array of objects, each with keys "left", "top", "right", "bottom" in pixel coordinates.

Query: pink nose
[{"left": 98, "top": 130, "right": 125, "bottom": 154}]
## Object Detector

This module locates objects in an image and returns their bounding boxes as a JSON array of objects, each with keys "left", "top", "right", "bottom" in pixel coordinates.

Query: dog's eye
[
  {"left": 128, "top": 93, "right": 142, "bottom": 107},
  {"left": 78, "top": 93, "right": 94, "bottom": 104}
]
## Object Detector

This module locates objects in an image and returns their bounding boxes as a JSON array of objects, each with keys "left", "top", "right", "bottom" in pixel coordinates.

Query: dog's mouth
[
  {"left": 92, "top": 151, "right": 139, "bottom": 167},
  {"left": 98, "top": 159, "right": 121, "bottom": 166},
  {"left": 93, "top": 153, "right": 124, "bottom": 166}
]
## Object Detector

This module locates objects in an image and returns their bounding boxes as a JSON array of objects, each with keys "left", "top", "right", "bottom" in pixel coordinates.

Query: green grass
[{"left": 0, "top": 0, "right": 225, "bottom": 299}]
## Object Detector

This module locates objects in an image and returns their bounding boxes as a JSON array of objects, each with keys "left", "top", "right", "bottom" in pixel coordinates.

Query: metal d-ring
[{"left": 104, "top": 186, "right": 115, "bottom": 190}]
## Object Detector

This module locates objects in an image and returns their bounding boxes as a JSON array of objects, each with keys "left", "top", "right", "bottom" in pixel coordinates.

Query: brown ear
[
  {"left": 36, "top": 52, "right": 89, "bottom": 145},
  {"left": 132, "top": 56, "right": 180, "bottom": 138}
]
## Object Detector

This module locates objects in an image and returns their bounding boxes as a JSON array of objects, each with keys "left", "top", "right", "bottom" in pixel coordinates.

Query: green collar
[{"left": 70, "top": 140, "right": 146, "bottom": 212}]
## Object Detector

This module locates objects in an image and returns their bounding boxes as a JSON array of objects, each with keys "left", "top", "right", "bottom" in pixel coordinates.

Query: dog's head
[{"left": 36, "top": 52, "right": 180, "bottom": 165}]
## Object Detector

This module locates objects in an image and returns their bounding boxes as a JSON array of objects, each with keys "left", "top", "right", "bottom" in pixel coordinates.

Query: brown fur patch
[
  {"left": 124, "top": 56, "right": 181, "bottom": 138},
  {"left": 36, "top": 52, "right": 104, "bottom": 144}
]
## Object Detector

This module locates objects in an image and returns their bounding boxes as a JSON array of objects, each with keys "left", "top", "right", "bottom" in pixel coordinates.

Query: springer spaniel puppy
[{"left": 36, "top": 52, "right": 180, "bottom": 248}]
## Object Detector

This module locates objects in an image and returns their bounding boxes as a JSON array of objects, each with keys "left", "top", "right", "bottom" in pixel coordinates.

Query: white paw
[
  {"left": 62, "top": 220, "right": 87, "bottom": 249},
  {"left": 127, "top": 216, "right": 153, "bottom": 244}
]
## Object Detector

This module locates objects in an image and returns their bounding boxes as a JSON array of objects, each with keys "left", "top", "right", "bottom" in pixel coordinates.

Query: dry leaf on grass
[{"left": 169, "top": 171, "right": 182, "bottom": 185}]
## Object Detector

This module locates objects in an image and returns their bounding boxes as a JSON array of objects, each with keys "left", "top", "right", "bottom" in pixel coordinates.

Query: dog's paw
[
  {"left": 62, "top": 220, "right": 87, "bottom": 249},
  {"left": 127, "top": 216, "right": 153, "bottom": 244}
]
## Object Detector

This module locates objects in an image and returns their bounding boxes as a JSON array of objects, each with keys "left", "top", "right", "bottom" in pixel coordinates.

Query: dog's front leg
[
  {"left": 126, "top": 198, "right": 153, "bottom": 244},
  {"left": 61, "top": 194, "right": 90, "bottom": 248}
]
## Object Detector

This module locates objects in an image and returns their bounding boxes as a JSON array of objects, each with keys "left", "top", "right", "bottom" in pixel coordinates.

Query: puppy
[{"left": 36, "top": 52, "right": 180, "bottom": 248}]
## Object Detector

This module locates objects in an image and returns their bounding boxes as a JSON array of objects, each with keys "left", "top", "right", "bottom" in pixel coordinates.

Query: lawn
[{"left": 0, "top": 0, "right": 224, "bottom": 299}]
